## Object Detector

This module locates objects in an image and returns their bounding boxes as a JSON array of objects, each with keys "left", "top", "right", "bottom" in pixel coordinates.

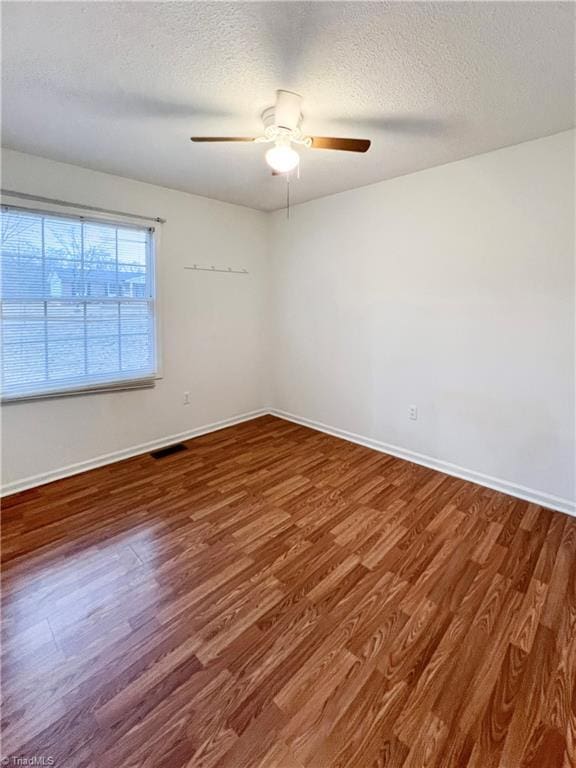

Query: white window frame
[{"left": 0, "top": 199, "right": 162, "bottom": 403}]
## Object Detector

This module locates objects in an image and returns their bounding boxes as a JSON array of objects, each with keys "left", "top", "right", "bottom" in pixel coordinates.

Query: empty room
[{"left": 1, "top": 1, "right": 575, "bottom": 766}]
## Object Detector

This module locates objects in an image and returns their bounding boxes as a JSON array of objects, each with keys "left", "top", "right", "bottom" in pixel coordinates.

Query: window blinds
[{"left": 1, "top": 207, "right": 157, "bottom": 400}]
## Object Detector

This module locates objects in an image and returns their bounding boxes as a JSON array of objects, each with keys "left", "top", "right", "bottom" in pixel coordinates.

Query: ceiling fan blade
[
  {"left": 275, "top": 90, "right": 302, "bottom": 131},
  {"left": 190, "top": 137, "right": 257, "bottom": 142},
  {"left": 310, "top": 137, "right": 371, "bottom": 153}
]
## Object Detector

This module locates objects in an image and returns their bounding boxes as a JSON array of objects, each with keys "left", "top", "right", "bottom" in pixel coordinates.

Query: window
[{"left": 1, "top": 207, "right": 158, "bottom": 400}]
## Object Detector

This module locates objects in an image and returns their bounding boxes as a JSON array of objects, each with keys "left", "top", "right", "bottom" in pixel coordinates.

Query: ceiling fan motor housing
[
  {"left": 269, "top": 90, "right": 303, "bottom": 129},
  {"left": 261, "top": 105, "right": 302, "bottom": 131},
  {"left": 261, "top": 91, "right": 310, "bottom": 147}
]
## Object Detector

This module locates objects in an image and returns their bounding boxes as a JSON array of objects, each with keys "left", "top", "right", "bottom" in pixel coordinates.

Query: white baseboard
[
  {"left": 0, "top": 409, "right": 268, "bottom": 497},
  {"left": 4, "top": 406, "right": 574, "bottom": 518},
  {"left": 270, "top": 408, "right": 576, "bottom": 518}
]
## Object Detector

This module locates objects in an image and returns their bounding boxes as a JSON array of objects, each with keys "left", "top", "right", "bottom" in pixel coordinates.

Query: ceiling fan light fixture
[{"left": 265, "top": 143, "right": 300, "bottom": 173}]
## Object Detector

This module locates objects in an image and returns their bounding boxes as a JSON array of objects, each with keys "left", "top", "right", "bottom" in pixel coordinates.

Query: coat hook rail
[{"left": 184, "top": 265, "right": 249, "bottom": 274}]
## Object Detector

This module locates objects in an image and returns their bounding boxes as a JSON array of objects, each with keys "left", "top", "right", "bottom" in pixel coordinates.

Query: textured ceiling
[{"left": 2, "top": 2, "right": 574, "bottom": 211}]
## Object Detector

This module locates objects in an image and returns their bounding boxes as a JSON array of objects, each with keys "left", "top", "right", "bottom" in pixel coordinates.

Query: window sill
[{"left": 1, "top": 378, "right": 158, "bottom": 404}]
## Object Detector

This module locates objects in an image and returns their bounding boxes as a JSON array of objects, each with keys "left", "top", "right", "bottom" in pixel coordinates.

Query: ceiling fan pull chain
[{"left": 286, "top": 175, "right": 290, "bottom": 220}]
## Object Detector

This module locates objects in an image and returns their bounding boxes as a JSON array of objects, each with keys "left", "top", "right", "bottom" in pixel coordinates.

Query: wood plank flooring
[{"left": 1, "top": 415, "right": 575, "bottom": 767}]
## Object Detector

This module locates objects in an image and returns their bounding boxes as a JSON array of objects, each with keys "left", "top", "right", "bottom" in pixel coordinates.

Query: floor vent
[{"left": 150, "top": 443, "right": 188, "bottom": 460}]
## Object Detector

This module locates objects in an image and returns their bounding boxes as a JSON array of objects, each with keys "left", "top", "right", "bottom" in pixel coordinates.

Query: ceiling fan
[{"left": 191, "top": 90, "right": 371, "bottom": 174}]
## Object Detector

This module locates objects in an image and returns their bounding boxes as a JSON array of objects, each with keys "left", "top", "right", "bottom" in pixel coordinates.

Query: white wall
[
  {"left": 1, "top": 149, "right": 270, "bottom": 491},
  {"left": 269, "top": 131, "right": 575, "bottom": 509}
]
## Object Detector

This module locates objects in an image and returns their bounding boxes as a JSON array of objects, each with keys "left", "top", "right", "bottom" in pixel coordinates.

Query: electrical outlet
[
  {"left": 408, "top": 405, "right": 418, "bottom": 421},
  {"left": 183, "top": 391, "right": 191, "bottom": 405}
]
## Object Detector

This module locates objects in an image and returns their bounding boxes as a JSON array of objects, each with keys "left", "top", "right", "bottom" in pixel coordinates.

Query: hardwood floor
[{"left": 1, "top": 415, "right": 575, "bottom": 767}]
